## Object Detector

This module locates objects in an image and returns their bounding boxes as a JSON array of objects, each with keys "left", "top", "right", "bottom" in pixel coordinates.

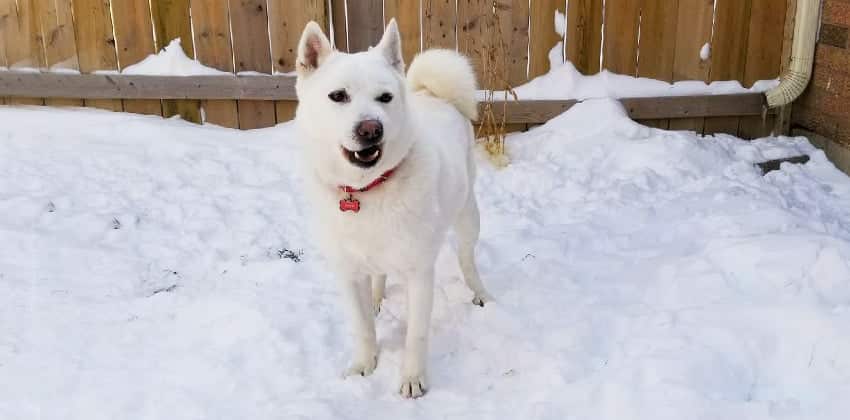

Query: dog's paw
[
  {"left": 472, "top": 292, "right": 493, "bottom": 307},
  {"left": 399, "top": 375, "right": 427, "bottom": 399},
  {"left": 345, "top": 355, "right": 378, "bottom": 377}
]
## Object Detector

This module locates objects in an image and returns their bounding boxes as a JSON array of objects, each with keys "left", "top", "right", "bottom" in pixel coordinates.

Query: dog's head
[{"left": 294, "top": 20, "right": 410, "bottom": 185}]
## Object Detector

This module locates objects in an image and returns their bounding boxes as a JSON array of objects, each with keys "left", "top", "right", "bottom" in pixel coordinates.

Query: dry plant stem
[{"left": 473, "top": 1, "right": 517, "bottom": 166}]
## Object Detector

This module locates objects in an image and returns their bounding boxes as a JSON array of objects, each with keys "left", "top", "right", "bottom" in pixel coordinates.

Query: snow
[
  {"left": 484, "top": 61, "right": 780, "bottom": 100},
  {"left": 1, "top": 100, "right": 849, "bottom": 419},
  {"left": 555, "top": 9, "right": 567, "bottom": 38},
  {"left": 701, "top": 43, "right": 712, "bottom": 61},
  {"left": 122, "top": 38, "right": 230, "bottom": 76}
]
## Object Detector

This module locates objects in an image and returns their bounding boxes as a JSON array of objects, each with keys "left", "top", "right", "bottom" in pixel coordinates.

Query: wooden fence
[{"left": 0, "top": 0, "right": 795, "bottom": 137}]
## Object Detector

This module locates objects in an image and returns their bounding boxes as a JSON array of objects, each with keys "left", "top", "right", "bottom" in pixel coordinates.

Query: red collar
[
  {"left": 339, "top": 168, "right": 397, "bottom": 194},
  {"left": 338, "top": 168, "right": 397, "bottom": 213}
]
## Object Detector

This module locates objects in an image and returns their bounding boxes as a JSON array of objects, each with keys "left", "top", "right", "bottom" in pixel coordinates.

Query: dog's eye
[
  {"left": 328, "top": 89, "right": 350, "bottom": 103},
  {"left": 376, "top": 92, "right": 393, "bottom": 103}
]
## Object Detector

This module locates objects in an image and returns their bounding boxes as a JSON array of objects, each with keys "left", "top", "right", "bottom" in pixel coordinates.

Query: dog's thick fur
[{"left": 294, "top": 20, "right": 491, "bottom": 398}]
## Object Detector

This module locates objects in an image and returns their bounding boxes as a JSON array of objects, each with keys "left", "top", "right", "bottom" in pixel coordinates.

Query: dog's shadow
[{"left": 376, "top": 283, "right": 407, "bottom": 355}]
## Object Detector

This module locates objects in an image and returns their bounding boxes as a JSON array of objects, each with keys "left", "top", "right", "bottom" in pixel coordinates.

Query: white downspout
[{"left": 765, "top": 0, "right": 823, "bottom": 108}]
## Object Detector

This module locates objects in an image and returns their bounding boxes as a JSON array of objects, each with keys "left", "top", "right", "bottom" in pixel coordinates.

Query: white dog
[{"left": 294, "top": 19, "right": 492, "bottom": 398}]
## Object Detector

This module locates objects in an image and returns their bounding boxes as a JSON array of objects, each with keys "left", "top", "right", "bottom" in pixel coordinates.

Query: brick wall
[{"left": 792, "top": 0, "right": 850, "bottom": 172}]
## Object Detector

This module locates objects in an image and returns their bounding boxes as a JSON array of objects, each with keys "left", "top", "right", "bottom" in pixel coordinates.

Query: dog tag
[{"left": 339, "top": 196, "right": 361, "bottom": 212}]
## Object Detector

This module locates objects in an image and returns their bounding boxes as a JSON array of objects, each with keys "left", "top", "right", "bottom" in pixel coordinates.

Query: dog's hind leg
[
  {"left": 371, "top": 274, "right": 386, "bottom": 316},
  {"left": 455, "top": 193, "right": 493, "bottom": 307},
  {"left": 340, "top": 273, "right": 378, "bottom": 377}
]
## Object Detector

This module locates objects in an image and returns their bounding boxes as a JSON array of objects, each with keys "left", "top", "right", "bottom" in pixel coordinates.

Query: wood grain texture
[
  {"left": 72, "top": 0, "right": 122, "bottom": 111},
  {"left": 422, "top": 0, "right": 456, "bottom": 49},
  {"left": 530, "top": 0, "right": 564, "bottom": 78},
  {"left": 151, "top": 0, "right": 200, "bottom": 122},
  {"left": 268, "top": 0, "right": 327, "bottom": 122},
  {"left": 739, "top": 0, "right": 787, "bottom": 139},
  {"left": 704, "top": 0, "right": 753, "bottom": 136},
  {"left": 229, "top": 0, "right": 276, "bottom": 128},
  {"left": 602, "top": 0, "right": 640, "bottom": 76},
  {"left": 346, "top": 0, "right": 383, "bottom": 52},
  {"left": 775, "top": 0, "right": 798, "bottom": 135},
  {"left": 566, "top": 0, "right": 603, "bottom": 75},
  {"left": 0, "top": 1, "right": 7, "bottom": 104},
  {"left": 638, "top": 0, "right": 680, "bottom": 129},
  {"left": 485, "top": 94, "right": 773, "bottom": 123},
  {"left": 112, "top": 0, "right": 162, "bottom": 116},
  {"left": 501, "top": 0, "right": 530, "bottom": 86},
  {"left": 0, "top": 73, "right": 298, "bottom": 99},
  {"left": 668, "top": 0, "right": 713, "bottom": 133},
  {"left": 33, "top": 0, "right": 82, "bottom": 106},
  {"left": 192, "top": 0, "right": 239, "bottom": 127},
  {"left": 33, "top": 0, "right": 77, "bottom": 70},
  {"left": 331, "top": 0, "right": 348, "bottom": 51},
  {"left": 385, "top": 0, "right": 421, "bottom": 67},
  {"left": 3, "top": 0, "right": 44, "bottom": 105},
  {"left": 457, "top": 0, "right": 489, "bottom": 86}
]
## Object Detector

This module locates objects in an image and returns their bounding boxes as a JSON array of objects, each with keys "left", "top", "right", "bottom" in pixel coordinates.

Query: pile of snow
[
  {"left": 483, "top": 61, "right": 779, "bottom": 100},
  {"left": 1, "top": 102, "right": 849, "bottom": 419},
  {"left": 122, "top": 38, "right": 229, "bottom": 76}
]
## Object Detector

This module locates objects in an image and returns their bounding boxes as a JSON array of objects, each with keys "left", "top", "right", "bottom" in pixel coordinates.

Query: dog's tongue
[{"left": 354, "top": 147, "right": 380, "bottom": 162}]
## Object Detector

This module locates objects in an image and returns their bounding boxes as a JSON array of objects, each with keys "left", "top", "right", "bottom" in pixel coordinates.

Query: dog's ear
[
  {"left": 376, "top": 19, "right": 404, "bottom": 73},
  {"left": 297, "top": 21, "right": 332, "bottom": 76}
]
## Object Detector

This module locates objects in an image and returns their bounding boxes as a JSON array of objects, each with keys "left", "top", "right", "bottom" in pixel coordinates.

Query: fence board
[
  {"left": 668, "top": 0, "right": 713, "bottom": 133},
  {"left": 704, "top": 0, "right": 753, "bottom": 136},
  {"left": 775, "top": 0, "right": 798, "bottom": 135},
  {"left": 3, "top": 0, "right": 43, "bottom": 105},
  {"left": 346, "top": 0, "right": 383, "bottom": 52},
  {"left": 602, "top": 0, "right": 640, "bottom": 76},
  {"left": 384, "top": 0, "right": 421, "bottom": 67},
  {"left": 192, "top": 0, "right": 239, "bottom": 128},
  {"left": 331, "top": 0, "right": 348, "bottom": 51},
  {"left": 501, "top": 0, "right": 530, "bottom": 87},
  {"left": 151, "top": 0, "right": 201, "bottom": 122},
  {"left": 566, "top": 0, "right": 603, "bottom": 76},
  {"left": 0, "top": 1, "right": 6, "bottom": 69},
  {"left": 638, "top": 0, "right": 680, "bottom": 129},
  {"left": 458, "top": 0, "right": 489, "bottom": 86},
  {"left": 229, "top": 0, "right": 276, "bottom": 129},
  {"left": 530, "top": 0, "right": 564, "bottom": 78},
  {"left": 269, "top": 0, "right": 327, "bottom": 122},
  {"left": 0, "top": 1, "right": 11, "bottom": 104},
  {"left": 423, "top": 0, "right": 456, "bottom": 49},
  {"left": 32, "top": 0, "right": 81, "bottom": 107},
  {"left": 739, "top": 0, "right": 786, "bottom": 138},
  {"left": 72, "top": 0, "right": 121, "bottom": 111},
  {"left": 112, "top": 0, "right": 162, "bottom": 116}
]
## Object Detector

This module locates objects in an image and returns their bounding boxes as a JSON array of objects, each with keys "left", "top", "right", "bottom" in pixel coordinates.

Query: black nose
[{"left": 355, "top": 120, "right": 383, "bottom": 143}]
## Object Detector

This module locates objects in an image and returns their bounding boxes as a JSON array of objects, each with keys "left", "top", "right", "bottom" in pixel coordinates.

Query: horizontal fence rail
[{"left": 0, "top": 72, "right": 773, "bottom": 124}]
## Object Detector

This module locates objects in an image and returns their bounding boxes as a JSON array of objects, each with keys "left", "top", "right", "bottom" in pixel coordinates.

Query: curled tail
[{"left": 406, "top": 49, "right": 478, "bottom": 120}]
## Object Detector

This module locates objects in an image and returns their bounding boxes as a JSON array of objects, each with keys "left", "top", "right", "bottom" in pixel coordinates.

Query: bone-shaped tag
[{"left": 339, "top": 197, "right": 361, "bottom": 213}]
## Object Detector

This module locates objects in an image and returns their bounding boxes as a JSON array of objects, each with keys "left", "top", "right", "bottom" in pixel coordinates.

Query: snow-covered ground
[{"left": 1, "top": 101, "right": 850, "bottom": 419}]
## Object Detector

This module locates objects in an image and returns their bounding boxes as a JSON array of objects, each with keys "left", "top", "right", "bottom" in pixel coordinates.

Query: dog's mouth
[{"left": 342, "top": 143, "right": 383, "bottom": 168}]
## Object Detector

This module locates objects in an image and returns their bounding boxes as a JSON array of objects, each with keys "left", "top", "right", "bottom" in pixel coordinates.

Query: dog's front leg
[
  {"left": 339, "top": 272, "right": 378, "bottom": 377},
  {"left": 399, "top": 267, "right": 434, "bottom": 398}
]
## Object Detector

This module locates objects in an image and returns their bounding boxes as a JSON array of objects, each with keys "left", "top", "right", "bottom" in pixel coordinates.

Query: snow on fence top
[{"left": 1, "top": 0, "right": 793, "bottom": 136}]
